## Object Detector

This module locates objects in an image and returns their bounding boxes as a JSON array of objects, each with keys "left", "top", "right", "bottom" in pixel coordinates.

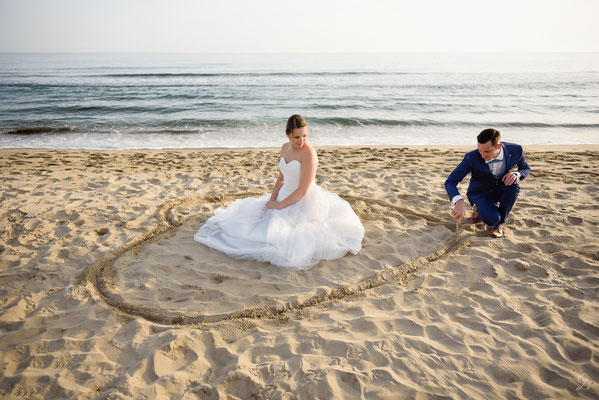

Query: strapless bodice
[{"left": 278, "top": 157, "right": 303, "bottom": 201}]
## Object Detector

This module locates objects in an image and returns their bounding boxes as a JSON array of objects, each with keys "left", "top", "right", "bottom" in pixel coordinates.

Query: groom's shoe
[
  {"left": 490, "top": 224, "right": 504, "bottom": 238},
  {"left": 471, "top": 204, "right": 481, "bottom": 223}
]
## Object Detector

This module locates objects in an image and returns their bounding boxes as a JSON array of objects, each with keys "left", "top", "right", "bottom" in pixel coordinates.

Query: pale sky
[{"left": 1, "top": 0, "right": 598, "bottom": 53}]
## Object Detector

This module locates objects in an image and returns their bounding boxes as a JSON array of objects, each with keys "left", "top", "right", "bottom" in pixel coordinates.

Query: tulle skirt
[{"left": 194, "top": 185, "right": 364, "bottom": 270}]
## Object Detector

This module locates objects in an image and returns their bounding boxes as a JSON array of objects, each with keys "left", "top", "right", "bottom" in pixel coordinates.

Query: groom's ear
[{"left": 498, "top": 142, "right": 503, "bottom": 149}]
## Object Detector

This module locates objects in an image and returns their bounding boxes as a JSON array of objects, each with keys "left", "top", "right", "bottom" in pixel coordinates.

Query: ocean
[{"left": 1, "top": 52, "right": 598, "bottom": 149}]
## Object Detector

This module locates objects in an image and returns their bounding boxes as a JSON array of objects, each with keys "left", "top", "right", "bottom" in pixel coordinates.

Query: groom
[{"left": 445, "top": 128, "right": 531, "bottom": 238}]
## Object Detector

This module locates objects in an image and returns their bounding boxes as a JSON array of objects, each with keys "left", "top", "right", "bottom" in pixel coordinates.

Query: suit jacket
[{"left": 444, "top": 142, "right": 531, "bottom": 204}]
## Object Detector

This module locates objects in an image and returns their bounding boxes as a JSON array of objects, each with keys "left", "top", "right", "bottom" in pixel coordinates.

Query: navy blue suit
[{"left": 445, "top": 142, "right": 531, "bottom": 226}]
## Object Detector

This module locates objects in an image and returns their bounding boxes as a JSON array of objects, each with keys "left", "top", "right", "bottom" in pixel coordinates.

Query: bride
[{"left": 194, "top": 114, "right": 364, "bottom": 270}]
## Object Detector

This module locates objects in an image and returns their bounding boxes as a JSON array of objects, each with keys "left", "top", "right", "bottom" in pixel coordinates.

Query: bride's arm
[
  {"left": 265, "top": 145, "right": 286, "bottom": 208},
  {"left": 269, "top": 171, "right": 284, "bottom": 202},
  {"left": 271, "top": 148, "right": 317, "bottom": 209}
]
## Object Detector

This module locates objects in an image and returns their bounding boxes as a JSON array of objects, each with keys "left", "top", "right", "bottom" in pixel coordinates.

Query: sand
[{"left": 0, "top": 145, "right": 598, "bottom": 399}]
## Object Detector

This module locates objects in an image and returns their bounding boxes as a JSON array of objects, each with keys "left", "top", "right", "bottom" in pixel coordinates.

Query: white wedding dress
[{"left": 194, "top": 157, "right": 364, "bottom": 270}]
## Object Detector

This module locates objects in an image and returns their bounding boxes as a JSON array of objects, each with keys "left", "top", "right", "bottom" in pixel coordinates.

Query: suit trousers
[{"left": 471, "top": 182, "right": 520, "bottom": 226}]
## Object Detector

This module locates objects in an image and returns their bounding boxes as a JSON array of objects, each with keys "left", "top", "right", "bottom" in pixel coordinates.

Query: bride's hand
[{"left": 265, "top": 200, "right": 279, "bottom": 210}]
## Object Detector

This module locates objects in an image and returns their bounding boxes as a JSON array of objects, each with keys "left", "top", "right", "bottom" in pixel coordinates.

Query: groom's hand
[
  {"left": 453, "top": 199, "right": 465, "bottom": 224},
  {"left": 502, "top": 172, "right": 518, "bottom": 186}
]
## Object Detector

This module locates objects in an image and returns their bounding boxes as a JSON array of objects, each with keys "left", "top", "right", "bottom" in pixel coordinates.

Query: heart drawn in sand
[{"left": 85, "top": 194, "right": 471, "bottom": 325}]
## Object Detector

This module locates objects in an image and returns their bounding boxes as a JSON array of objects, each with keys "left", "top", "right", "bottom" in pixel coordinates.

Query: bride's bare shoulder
[
  {"left": 300, "top": 144, "right": 318, "bottom": 163},
  {"left": 280, "top": 142, "right": 290, "bottom": 155}
]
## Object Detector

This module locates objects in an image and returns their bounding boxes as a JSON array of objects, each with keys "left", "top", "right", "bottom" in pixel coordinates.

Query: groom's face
[{"left": 477, "top": 141, "right": 502, "bottom": 161}]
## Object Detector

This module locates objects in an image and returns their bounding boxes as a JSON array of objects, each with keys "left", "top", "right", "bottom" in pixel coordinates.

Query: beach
[{"left": 0, "top": 145, "right": 598, "bottom": 399}]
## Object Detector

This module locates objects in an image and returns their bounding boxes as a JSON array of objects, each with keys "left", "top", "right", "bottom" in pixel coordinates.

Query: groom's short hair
[{"left": 477, "top": 128, "right": 501, "bottom": 147}]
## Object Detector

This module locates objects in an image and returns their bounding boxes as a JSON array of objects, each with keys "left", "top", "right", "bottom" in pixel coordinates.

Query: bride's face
[{"left": 288, "top": 126, "right": 308, "bottom": 149}]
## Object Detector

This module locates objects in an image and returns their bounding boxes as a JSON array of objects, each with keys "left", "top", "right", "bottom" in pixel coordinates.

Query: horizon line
[{"left": 1, "top": 50, "right": 599, "bottom": 55}]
